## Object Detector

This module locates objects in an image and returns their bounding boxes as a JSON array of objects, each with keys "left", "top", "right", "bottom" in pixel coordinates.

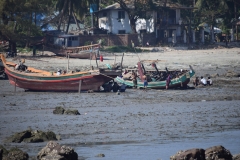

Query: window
[
  {"left": 118, "top": 11, "right": 125, "bottom": 19},
  {"left": 101, "top": 20, "right": 106, "bottom": 24},
  {"left": 118, "top": 30, "right": 125, "bottom": 34},
  {"left": 103, "top": 11, "right": 107, "bottom": 17},
  {"left": 69, "top": 37, "right": 78, "bottom": 41}
]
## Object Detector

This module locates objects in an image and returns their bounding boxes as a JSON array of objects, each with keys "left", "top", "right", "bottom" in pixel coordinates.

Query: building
[{"left": 97, "top": 2, "right": 195, "bottom": 45}]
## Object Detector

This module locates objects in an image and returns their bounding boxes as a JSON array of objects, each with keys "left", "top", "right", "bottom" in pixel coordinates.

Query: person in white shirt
[
  {"left": 207, "top": 77, "right": 213, "bottom": 85},
  {"left": 200, "top": 76, "right": 207, "bottom": 86},
  {"left": 56, "top": 69, "right": 62, "bottom": 76}
]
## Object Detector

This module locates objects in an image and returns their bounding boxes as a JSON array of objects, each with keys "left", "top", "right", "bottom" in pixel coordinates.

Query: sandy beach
[{"left": 0, "top": 46, "right": 240, "bottom": 159}]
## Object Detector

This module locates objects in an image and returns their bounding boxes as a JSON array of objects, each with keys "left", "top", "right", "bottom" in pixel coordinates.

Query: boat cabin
[{"left": 53, "top": 35, "right": 80, "bottom": 47}]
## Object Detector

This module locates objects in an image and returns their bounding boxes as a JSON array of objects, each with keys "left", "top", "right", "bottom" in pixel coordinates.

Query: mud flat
[{"left": 0, "top": 47, "right": 240, "bottom": 159}]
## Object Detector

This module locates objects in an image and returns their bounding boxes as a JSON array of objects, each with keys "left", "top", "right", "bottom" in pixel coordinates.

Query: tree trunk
[
  {"left": 65, "top": 1, "right": 72, "bottom": 33},
  {"left": 72, "top": 11, "right": 81, "bottom": 30},
  {"left": 129, "top": 18, "right": 137, "bottom": 33},
  {"left": 58, "top": 0, "right": 69, "bottom": 30}
]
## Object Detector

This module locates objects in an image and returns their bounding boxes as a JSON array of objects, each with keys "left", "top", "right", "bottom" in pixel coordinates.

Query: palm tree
[
  {"left": 56, "top": 0, "right": 95, "bottom": 33},
  {"left": 194, "top": 0, "right": 229, "bottom": 42}
]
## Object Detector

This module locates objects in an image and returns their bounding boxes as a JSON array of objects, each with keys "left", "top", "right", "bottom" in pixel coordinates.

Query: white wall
[
  {"left": 136, "top": 11, "right": 155, "bottom": 33},
  {"left": 54, "top": 37, "right": 79, "bottom": 47},
  {"left": 99, "top": 10, "right": 155, "bottom": 34}
]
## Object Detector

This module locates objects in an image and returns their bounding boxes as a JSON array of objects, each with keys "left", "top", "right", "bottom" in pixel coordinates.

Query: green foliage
[
  {"left": 102, "top": 46, "right": 142, "bottom": 53},
  {"left": 84, "top": 41, "right": 93, "bottom": 45},
  {"left": 17, "top": 47, "right": 32, "bottom": 53}
]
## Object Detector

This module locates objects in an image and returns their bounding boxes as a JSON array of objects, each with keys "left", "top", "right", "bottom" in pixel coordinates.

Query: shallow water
[{"left": 76, "top": 130, "right": 240, "bottom": 160}]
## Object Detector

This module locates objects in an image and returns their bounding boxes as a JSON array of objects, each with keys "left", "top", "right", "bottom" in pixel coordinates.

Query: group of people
[
  {"left": 123, "top": 69, "right": 172, "bottom": 90},
  {"left": 131, "top": 70, "right": 149, "bottom": 90},
  {"left": 102, "top": 81, "right": 127, "bottom": 92},
  {"left": 15, "top": 59, "right": 28, "bottom": 71},
  {"left": 193, "top": 76, "right": 213, "bottom": 86},
  {"left": 56, "top": 69, "right": 67, "bottom": 75}
]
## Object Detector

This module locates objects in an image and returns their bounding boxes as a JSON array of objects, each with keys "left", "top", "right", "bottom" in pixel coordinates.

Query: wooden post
[
  {"left": 42, "top": 45, "right": 44, "bottom": 56},
  {"left": 120, "top": 53, "right": 124, "bottom": 72},
  {"left": 95, "top": 49, "right": 99, "bottom": 68},
  {"left": 14, "top": 78, "right": 16, "bottom": 92},
  {"left": 90, "top": 42, "right": 93, "bottom": 66},
  {"left": 78, "top": 80, "right": 82, "bottom": 93},
  {"left": 67, "top": 53, "right": 69, "bottom": 73},
  {"left": 114, "top": 54, "right": 116, "bottom": 65}
]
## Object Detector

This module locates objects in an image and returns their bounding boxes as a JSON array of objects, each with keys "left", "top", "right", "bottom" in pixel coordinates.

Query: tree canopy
[{"left": 0, "top": 0, "right": 239, "bottom": 51}]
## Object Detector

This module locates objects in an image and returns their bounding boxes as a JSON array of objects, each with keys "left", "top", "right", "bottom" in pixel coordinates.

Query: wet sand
[{"left": 0, "top": 47, "right": 240, "bottom": 159}]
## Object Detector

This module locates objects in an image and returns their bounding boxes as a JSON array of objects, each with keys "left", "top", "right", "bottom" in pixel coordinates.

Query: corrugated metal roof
[
  {"left": 101, "top": 2, "right": 134, "bottom": 10},
  {"left": 100, "top": 1, "right": 194, "bottom": 11},
  {"left": 153, "top": 1, "right": 183, "bottom": 8}
]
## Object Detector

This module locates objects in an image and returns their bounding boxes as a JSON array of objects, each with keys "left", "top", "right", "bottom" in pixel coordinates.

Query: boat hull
[
  {"left": 116, "top": 70, "right": 195, "bottom": 89},
  {"left": 45, "top": 44, "right": 99, "bottom": 59},
  {"left": 5, "top": 69, "right": 112, "bottom": 92},
  {"left": 55, "top": 51, "right": 97, "bottom": 59}
]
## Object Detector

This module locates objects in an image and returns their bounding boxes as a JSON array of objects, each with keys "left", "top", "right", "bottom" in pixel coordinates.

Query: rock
[
  {"left": 7, "top": 130, "right": 57, "bottom": 143},
  {"left": 233, "top": 154, "right": 240, "bottom": 160},
  {"left": 0, "top": 148, "right": 3, "bottom": 160},
  {"left": 170, "top": 148, "right": 205, "bottom": 160},
  {"left": 64, "top": 109, "right": 80, "bottom": 115},
  {"left": 96, "top": 153, "right": 105, "bottom": 157},
  {"left": 7, "top": 130, "right": 32, "bottom": 143},
  {"left": 37, "top": 141, "right": 78, "bottom": 160},
  {"left": 53, "top": 106, "right": 80, "bottom": 115},
  {"left": 0, "top": 145, "right": 8, "bottom": 157},
  {"left": 205, "top": 145, "right": 232, "bottom": 160},
  {"left": 2, "top": 147, "right": 29, "bottom": 160},
  {"left": 53, "top": 106, "right": 65, "bottom": 114}
]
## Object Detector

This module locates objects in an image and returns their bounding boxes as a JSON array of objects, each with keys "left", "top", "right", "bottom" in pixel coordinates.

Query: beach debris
[
  {"left": 37, "top": 141, "right": 78, "bottom": 160},
  {"left": 205, "top": 145, "right": 232, "bottom": 160},
  {"left": 53, "top": 106, "right": 80, "bottom": 115},
  {"left": 225, "top": 70, "right": 239, "bottom": 77},
  {"left": 0, "top": 145, "right": 29, "bottom": 160},
  {"left": 170, "top": 148, "right": 205, "bottom": 160},
  {"left": 211, "top": 73, "right": 219, "bottom": 78},
  {"left": 87, "top": 90, "right": 94, "bottom": 93},
  {"left": 6, "top": 129, "right": 57, "bottom": 143}
]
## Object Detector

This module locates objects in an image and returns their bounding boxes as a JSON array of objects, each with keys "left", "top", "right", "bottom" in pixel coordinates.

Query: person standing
[
  {"left": 143, "top": 74, "right": 148, "bottom": 89},
  {"left": 132, "top": 71, "right": 137, "bottom": 89},
  {"left": 166, "top": 74, "right": 171, "bottom": 90},
  {"left": 193, "top": 76, "right": 200, "bottom": 86}
]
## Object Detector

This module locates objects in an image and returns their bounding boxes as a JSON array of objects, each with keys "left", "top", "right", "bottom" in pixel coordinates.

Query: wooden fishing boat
[
  {"left": 0, "top": 54, "right": 121, "bottom": 92},
  {"left": 45, "top": 43, "right": 100, "bottom": 59},
  {"left": 116, "top": 61, "right": 195, "bottom": 89}
]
